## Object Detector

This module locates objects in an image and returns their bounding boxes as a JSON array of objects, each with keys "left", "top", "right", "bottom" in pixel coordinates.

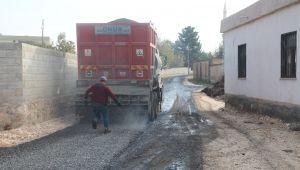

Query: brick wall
[{"left": 0, "top": 43, "right": 78, "bottom": 130}]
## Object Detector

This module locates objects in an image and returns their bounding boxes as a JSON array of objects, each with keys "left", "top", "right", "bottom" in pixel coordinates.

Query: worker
[{"left": 84, "top": 76, "right": 121, "bottom": 133}]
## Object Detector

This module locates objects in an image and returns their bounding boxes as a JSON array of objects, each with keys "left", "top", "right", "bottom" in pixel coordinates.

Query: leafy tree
[
  {"left": 201, "top": 51, "right": 214, "bottom": 59},
  {"left": 161, "top": 55, "right": 168, "bottom": 67},
  {"left": 213, "top": 42, "right": 224, "bottom": 58},
  {"left": 157, "top": 39, "right": 184, "bottom": 68},
  {"left": 56, "top": 32, "right": 75, "bottom": 53},
  {"left": 174, "top": 26, "right": 202, "bottom": 69}
]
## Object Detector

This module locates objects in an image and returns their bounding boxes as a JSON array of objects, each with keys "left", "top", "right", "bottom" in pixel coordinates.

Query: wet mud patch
[
  {"left": 108, "top": 96, "right": 218, "bottom": 170},
  {"left": 106, "top": 76, "right": 218, "bottom": 169}
]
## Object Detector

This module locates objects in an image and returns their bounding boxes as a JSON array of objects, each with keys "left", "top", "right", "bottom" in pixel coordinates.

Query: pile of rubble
[{"left": 202, "top": 78, "right": 224, "bottom": 97}]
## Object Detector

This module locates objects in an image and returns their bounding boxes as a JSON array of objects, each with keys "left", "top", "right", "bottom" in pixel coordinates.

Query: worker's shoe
[
  {"left": 104, "top": 128, "right": 111, "bottom": 134},
  {"left": 92, "top": 119, "right": 97, "bottom": 129}
]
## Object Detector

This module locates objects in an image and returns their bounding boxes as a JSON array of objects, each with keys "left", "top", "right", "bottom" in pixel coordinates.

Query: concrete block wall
[
  {"left": 0, "top": 43, "right": 78, "bottom": 130},
  {"left": 193, "top": 58, "right": 224, "bottom": 83},
  {"left": 210, "top": 65, "right": 224, "bottom": 83},
  {"left": 21, "top": 44, "right": 78, "bottom": 124},
  {"left": 0, "top": 43, "right": 23, "bottom": 104},
  {"left": 192, "top": 61, "right": 210, "bottom": 81},
  {"left": 0, "top": 43, "right": 24, "bottom": 129}
]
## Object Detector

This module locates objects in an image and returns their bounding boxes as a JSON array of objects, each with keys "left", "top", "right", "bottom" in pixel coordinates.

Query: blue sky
[{"left": 0, "top": 0, "right": 258, "bottom": 52}]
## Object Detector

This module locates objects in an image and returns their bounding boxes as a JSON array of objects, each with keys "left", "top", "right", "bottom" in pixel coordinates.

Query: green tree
[
  {"left": 56, "top": 32, "right": 75, "bottom": 53},
  {"left": 174, "top": 26, "right": 202, "bottom": 69},
  {"left": 157, "top": 39, "right": 184, "bottom": 68},
  {"left": 160, "top": 55, "right": 168, "bottom": 67},
  {"left": 201, "top": 51, "right": 214, "bottom": 59},
  {"left": 213, "top": 42, "right": 224, "bottom": 58}
]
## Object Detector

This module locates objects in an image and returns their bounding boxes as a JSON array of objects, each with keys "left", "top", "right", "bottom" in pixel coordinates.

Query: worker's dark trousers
[{"left": 92, "top": 103, "right": 109, "bottom": 128}]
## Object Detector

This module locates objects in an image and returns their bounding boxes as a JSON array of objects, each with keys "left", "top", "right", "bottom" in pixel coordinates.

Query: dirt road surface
[
  {"left": 108, "top": 76, "right": 300, "bottom": 170},
  {"left": 0, "top": 74, "right": 299, "bottom": 169},
  {"left": 193, "top": 93, "right": 300, "bottom": 170}
]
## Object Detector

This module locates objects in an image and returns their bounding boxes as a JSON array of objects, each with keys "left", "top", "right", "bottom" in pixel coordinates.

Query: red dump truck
[{"left": 76, "top": 18, "right": 163, "bottom": 120}]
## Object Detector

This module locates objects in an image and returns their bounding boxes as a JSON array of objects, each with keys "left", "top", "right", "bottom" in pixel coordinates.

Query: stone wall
[{"left": 0, "top": 43, "right": 78, "bottom": 130}]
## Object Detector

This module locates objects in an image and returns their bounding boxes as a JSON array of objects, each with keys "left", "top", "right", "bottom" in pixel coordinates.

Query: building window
[
  {"left": 281, "top": 31, "right": 297, "bottom": 78},
  {"left": 238, "top": 44, "right": 246, "bottom": 78}
]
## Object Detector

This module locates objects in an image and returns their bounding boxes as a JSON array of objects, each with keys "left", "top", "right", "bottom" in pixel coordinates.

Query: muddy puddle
[{"left": 108, "top": 76, "right": 218, "bottom": 170}]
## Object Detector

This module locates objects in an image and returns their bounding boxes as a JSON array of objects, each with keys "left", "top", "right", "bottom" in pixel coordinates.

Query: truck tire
[
  {"left": 157, "top": 89, "right": 162, "bottom": 112},
  {"left": 148, "top": 93, "right": 154, "bottom": 122},
  {"left": 153, "top": 93, "right": 158, "bottom": 119},
  {"left": 148, "top": 92, "right": 158, "bottom": 122}
]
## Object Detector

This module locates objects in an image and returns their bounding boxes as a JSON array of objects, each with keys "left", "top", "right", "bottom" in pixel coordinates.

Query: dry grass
[{"left": 161, "top": 67, "right": 191, "bottom": 78}]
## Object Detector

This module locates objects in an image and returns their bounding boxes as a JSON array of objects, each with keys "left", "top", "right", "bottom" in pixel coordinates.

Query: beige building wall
[{"left": 193, "top": 58, "right": 224, "bottom": 83}]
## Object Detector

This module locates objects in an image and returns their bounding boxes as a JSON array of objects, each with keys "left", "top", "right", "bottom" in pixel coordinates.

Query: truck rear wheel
[
  {"left": 153, "top": 93, "right": 158, "bottom": 119},
  {"left": 148, "top": 93, "right": 158, "bottom": 122}
]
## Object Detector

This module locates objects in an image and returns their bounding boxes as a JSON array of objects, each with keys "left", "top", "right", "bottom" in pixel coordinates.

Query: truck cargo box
[
  {"left": 76, "top": 19, "right": 162, "bottom": 120},
  {"left": 76, "top": 18, "right": 158, "bottom": 82}
]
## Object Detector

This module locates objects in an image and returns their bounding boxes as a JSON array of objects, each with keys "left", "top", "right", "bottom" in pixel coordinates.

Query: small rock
[
  {"left": 282, "top": 149, "right": 293, "bottom": 153},
  {"left": 287, "top": 123, "right": 300, "bottom": 131},
  {"left": 218, "top": 108, "right": 225, "bottom": 111},
  {"left": 3, "top": 124, "right": 12, "bottom": 131}
]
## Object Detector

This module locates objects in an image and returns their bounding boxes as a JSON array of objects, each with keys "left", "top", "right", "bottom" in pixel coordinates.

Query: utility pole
[
  {"left": 187, "top": 46, "right": 190, "bottom": 75},
  {"left": 222, "top": 0, "right": 227, "bottom": 58},
  {"left": 223, "top": 0, "right": 227, "bottom": 19},
  {"left": 41, "top": 19, "right": 44, "bottom": 47}
]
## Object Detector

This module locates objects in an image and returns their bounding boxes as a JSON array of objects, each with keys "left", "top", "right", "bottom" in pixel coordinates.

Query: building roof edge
[{"left": 220, "top": 0, "right": 300, "bottom": 33}]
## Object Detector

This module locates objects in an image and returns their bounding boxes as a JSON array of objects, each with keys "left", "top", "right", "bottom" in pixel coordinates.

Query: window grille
[
  {"left": 238, "top": 44, "right": 246, "bottom": 78},
  {"left": 281, "top": 31, "right": 297, "bottom": 78}
]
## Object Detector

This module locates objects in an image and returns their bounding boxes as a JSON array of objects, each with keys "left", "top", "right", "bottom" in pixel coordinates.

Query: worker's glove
[{"left": 116, "top": 101, "right": 121, "bottom": 107}]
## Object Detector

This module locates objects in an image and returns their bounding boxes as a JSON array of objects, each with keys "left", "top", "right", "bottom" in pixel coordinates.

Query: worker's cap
[{"left": 100, "top": 76, "right": 107, "bottom": 81}]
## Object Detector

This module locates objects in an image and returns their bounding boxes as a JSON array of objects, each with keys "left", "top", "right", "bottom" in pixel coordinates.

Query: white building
[{"left": 221, "top": 0, "right": 300, "bottom": 122}]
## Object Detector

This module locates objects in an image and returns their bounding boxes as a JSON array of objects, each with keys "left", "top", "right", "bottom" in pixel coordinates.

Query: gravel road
[
  {"left": 2, "top": 75, "right": 295, "bottom": 170},
  {"left": 0, "top": 75, "right": 208, "bottom": 170},
  {"left": 0, "top": 106, "right": 147, "bottom": 169}
]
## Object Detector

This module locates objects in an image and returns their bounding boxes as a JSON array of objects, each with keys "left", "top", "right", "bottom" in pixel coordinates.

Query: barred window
[
  {"left": 281, "top": 31, "right": 297, "bottom": 78},
  {"left": 238, "top": 44, "right": 246, "bottom": 78}
]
